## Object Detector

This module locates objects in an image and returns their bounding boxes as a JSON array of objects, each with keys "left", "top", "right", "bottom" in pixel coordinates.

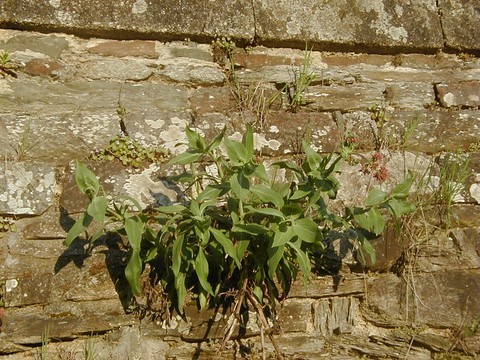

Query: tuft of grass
[
  {"left": 13, "top": 118, "right": 38, "bottom": 161},
  {"left": 0, "top": 49, "right": 17, "bottom": 78},
  {"left": 284, "top": 45, "right": 317, "bottom": 112},
  {"left": 37, "top": 325, "right": 51, "bottom": 360},
  {"left": 84, "top": 335, "right": 99, "bottom": 360}
]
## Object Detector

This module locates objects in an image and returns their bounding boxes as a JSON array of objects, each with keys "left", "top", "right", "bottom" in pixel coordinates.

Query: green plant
[
  {"left": 0, "top": 50, "right": 17, "bottom": 78},
  {"left": 434, "top": 152, "right": 471, "bottom": 229},
  {"left": 84, "top": 336, "right": 99, "bottom": 360},
  {"left": 283, "top": 46, "right": 317, "bottom": 112},
  {"left": 0, "top": 216, "right": 17, "bottom": 238},
  {"left": 12, "top": 118, "right": 38, "bottom": 161},
  {"left": 89, "top": 134, "right": 169, "bottom": 168},
  {"left": 37, "top": 325, "right": 51, "bottom": 360},
  {"left": 65, "top": 125, "right": 415, "bottom": 357}
]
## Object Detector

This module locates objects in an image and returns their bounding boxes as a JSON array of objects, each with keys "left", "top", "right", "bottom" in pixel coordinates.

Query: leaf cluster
[{"left": 66, "top": 125, "right": 416, "bottom": 316}]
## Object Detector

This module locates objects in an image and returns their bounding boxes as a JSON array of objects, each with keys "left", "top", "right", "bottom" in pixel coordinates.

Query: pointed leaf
[
  {"left": 125, "top": 216, "right": 144, "bottom": 251},
  {"left": 251, "top": 184, "right": 284, "bottom": 209},
  {"left": 387, "top": 198, "right": 416, "bottom": 218},
  {"left": 229, "top": 172, "right": 250, "bottom": 201},
  {"left": 125, "top": 248, "right": 142, "bottom": 296},
  {"left": 64, "top": 213, "right": 93, "bottom": 246},
  {"left": 287, "top": 239, "right": 311, "bottom": 280},
  {"left": 157, "top": 204, "right": 187, "bottom": 213},
  {"left": 195, "top": 247, "right": 214, "bottom": 295},
  {"left": 233, "top": 223, "right": 268, "bottom": 235},
  {"left": 167, "top": 150, "right": 203, "bottom": 165},
  {"left": 86, "top": 196, "right": 107, "bottom": 224},
  {"left": 292, "top": 218, "right": 318, "bottom": 243},
  {"left": 245, "top": 206, "right": 285, "bottom": 219},
  {"left": 210, "top": 228, "right": 241, "bottom": 268},
  {"left": 272, "top": 225, "right": 295, "bottom": 246},
  {"left": 268, "top": 244, "right": 285, "bottom": 278},
  {"left": 224, "top": 137, "right": 247, "bottom": 165},
  {"left": 391, "top": 175, "right": 414, "bottom": 199},
  {"left": 243, "top": 124, "right": 255, "bottom": 162},
  {"left": 364, "top": 188, "right": 387, "bottom": 207},
  {"left": 75, "top": 161, "right": 99, "bottom": 198},
  {"left": 353, "top": 207, "right": 385, "bottom": 235}
]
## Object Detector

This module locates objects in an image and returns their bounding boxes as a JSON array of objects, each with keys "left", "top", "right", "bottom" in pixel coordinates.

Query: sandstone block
[
  {"left": 0, "top": 33, "right": 69, "bottom": 58},
  {"left": 87, "top": 40, "right": 158, "bottom": 58},
  {"left": 435, "top": 81, "right": 480, "bottom": 108}
]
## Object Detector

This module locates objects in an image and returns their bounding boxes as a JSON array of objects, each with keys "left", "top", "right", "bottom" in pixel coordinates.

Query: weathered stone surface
[
  {"left": 157, "top": 60, "right": 225, "bottom": 86},
  {"left": 254, "top": 0, "right": 443, "bottom": 51},
  {"left": 387, "top": 110, "right": 480, "bottom": 153},
  {"left": 385, "top": 82, "right": 436, "bottom": 109},
  {"left": 87, "top": 40, "right": 158, "bottom": 58},
  {"left": 190, "top": 87, "right": 235, "bottom": 114},
  {"left": 81, "top": 58, "right": 153, "bottom": 81},
  {"left": 435, "top": 81, "right": 480, "bottom": 108},
  {"left": 23, "top": 58, "right": 64, "bottom": 78},
  {"left": 0, "top": 1, "right": 255, "bottom": 41},
  {"left": 290, "top": 274, "right": 365, "bottom": 298},
  {"left": 305, "top": 84, "right": 386, "bottom": 111},
  {"left": 0, "top": 162, "right": 56, "bottom": 215},
  {"left": 438, "top": 0, "right": 480, "bottom": 51},
  {"left": 0, "top": 33, "right": 69, "bottom": 58},
  {"left": 313, "top": 297, "right": 356, "bottom": 335},
  {"left": 364, "top": 270, "right": 480, "bottom": 328}
]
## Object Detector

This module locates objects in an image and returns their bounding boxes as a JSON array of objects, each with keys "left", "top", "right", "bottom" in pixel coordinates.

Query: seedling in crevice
[
  {"left": 84, "top": 335, "right": 99, "bottom": 360},
  {"left": 12, "top": 118, "right": 38, "bottom": 161},
  {"left": 89, "top": 134, "right": 169, "bottom": 168},
  {"left": 283, "top": 45, "right": 317, "bottom": 112},
  {"left": 0, "top": 216, "right": 17, "bottom": 238},
  {"left": 434, "top": 152, "right": 471, "bottom": 229},
  {"left": 361, "top": 151, "right": 389, "bottom": 182},
  {"left": 37, "top": 325, "right": 51, "bottom": 360},
  {"left": 0, "top": 50, "right": 17, "bottom": 78}
]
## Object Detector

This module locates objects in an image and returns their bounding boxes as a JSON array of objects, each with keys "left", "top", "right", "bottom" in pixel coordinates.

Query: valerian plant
[{"left": 65, "top": 125, "right": 415, "bottom": 357}]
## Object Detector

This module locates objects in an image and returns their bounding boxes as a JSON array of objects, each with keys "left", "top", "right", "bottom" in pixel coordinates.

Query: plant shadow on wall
[{"left": 60, "top": 124, "right": 417, "bottom": 358}]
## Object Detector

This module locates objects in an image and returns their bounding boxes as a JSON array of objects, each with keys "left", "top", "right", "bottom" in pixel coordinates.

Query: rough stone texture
[
  {"left": 254, "top": 0, "right": 444, "bottom": 51},
  {"left": 0, "top": 13, "right": 479, "bottom": 359},
  {"left": 438, "top": 0, "right": 480, "bottom": 51}
]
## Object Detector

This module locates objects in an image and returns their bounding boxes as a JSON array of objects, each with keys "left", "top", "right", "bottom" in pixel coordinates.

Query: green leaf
[
  {"left": 195, "top": 247, "right": 214, "bottom": 295},
  {"left": 125, "top": 216, "right": 144, "bottom": 251},
  {"left": 185, "top": 126, "right": 206, "bottom": 151},
  {"left": 229, "top": 172, "right": 250, "bottom": 201},
  {"left": 250, "top": 184, "right": 284, "bottom": 209},
  {"left": 253, "top": 285, "right": 263, "bottom": 303},
  {"left": 64, "top": 213, "right": 93, "bottom": 246},
  {"left": 245, "top": 206, "right": 285, "bottom": 219},
  {"left": 210, "top": 228, "right": 241, "bottom": 268},
  {"left": 303, "top": 141, "right": 321, "bottom": 172},
  {"left": 290, "top": 186, "right": 311, "bottom": 200},
  {"left": 358, "top": 238, "right": 376, "bottom": 266},
  {"left": 287, "top": 239, "right": 311, "bottom": 280},
  {"left": 267, "top": 244, "right": 285, "bottom": 277},
  {"left": 167, "top": 150, "right": 203, "bottom": 165},
  {"left": 243, "top": 124, "right": 255, "bottom": 162},
  {"left": 125, "top": 248, "right": 142, "bottom": 296},
  {"left": 273, "top": 160, "right": 303, "bottom": 175},
  {"left": 292, "top": 218, "right": 318, "bottom": 243},
  {"left": 86, "top": 196, "right": 107, "bottom": 224},
  {"left": 391, "top": 174, "right": 414, "bottom": 199},
  {"left": 197, "top": 186, "right": 223, "bottom": 204},
  {"left": 206, "top": 127, "right": 226, "bottom": 152},
  {"left": 224, "top": 137, "right": 247, "bottom": 165},
  {"left": 364, "top": 188, "right": 387, "bottom": 207},
  {"left": 157, "top": 204, "right": 187, "bottom": 213},
  {"left": 272, "top": 225, "right": 295, "bottom": 246},
  {"left": 175, "top": 271, "right": 187, "bottom": 313},
  {"left": 235, "top": 239, "right": 250, "bottom": 261},
  {"left": 387, "top": 198, "right": 416, "bottom": 218},
  {"left": 233, "top": 223, "right": 268, "bottom": 235},
  {"left": 172, "top": 234, "right": 185, "bottom": 277},
  {"left": 353, "top": 207, "right": 385, "bottom": 235},
  {"left": 252, "top": 163, "right": 269, "bottom": 183},
  {"left": 75, "top": 161, "right": 100, "bottom": 198}
]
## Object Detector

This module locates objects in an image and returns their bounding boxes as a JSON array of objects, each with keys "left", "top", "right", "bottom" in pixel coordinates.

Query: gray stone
[
  {"left": 157, "top": 61, "right": 226, "bottom": 86},
  {"left": 364, "top": 270, "right": 480, "bottom": 328},
  {"left": 0, "top": 33, "right": 69, "bottom": 58},
  {"left": 385, "top": 82, "right": 436, "bottom": 109},
  {"left": 290, "top": 274, "right": 365, "bottom": 298},
  {"left": 438, "top": 0, "right": 480, "bottom": 51},
  {"left": 87, "top": 40, "right": 158, "bottom": 58},
  {"left": 0, "top": 0, "right": 255, "bottom": 42},
  {"left": 435, "top": 81, "right": 480, "bottom": 108},
  {"left": 81, "top": 59, "right": 153, "bottom": 81},
  {"left": 0, "top": 162, "right": 56, "bottom": 215},
  {"left": 305, "top": 84, "right": 386, "bottom": 111},
  {"left": 253, "top": 0, "right": 444, "bottom": 51},
  {"left": 313, "top": 297, "right": 356, "bottom": 336}
]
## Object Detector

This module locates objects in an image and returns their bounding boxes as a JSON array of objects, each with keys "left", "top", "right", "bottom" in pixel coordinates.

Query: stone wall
[{"left": 0, "top": 1, "right": 479, "bottom": 359}]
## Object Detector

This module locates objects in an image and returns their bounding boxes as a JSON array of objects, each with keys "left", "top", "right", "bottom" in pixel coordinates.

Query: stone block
[
  {"left": 253, "top": 0, "right": 443, "bottom": 51},
  {"left": 87, "top": 40, "right": 158, "bottom": 58},
  {"left": 0, "top": 0, "right": 255, "bottom": 42},
  {"left": 435, "top": 81, "right": 480, "bottom": 108},
  {"left": 23, "top": 58, "right": 64, "bottom": 78},
  {"left": 278, "top": 299, "right": 312, "bottom": 332},
  {"left": 305, "top": 84, "right": 386, "bottom": 111},
  {"left": 385, "top": 82, "right": 436, "bottom": 109},
  {"left": 157, "top": 61, "right": 226, "bottom": 86},
  {"left": 190, "top": 87, "right": 235, "bottom": 114},
  {"left": 363, "top": 270, "right": 480, "bottom": 328},
  {"left": 438, "top": 0, "right": 480, "bottom": 51},
  {"left": 313, "top": 297, "right": 356, "bottom": 336},
  {"left": 289, "top": 274, "right": 365, "bottom": 298},
  {"left": 0, "top": 162, "right": 56, "bottom": 215},
  {"left": 81, "top": 58, "right": 153, "bottom": 81},
  {"left": 0, "top": 33, "right": 69, "bottom": 58}
]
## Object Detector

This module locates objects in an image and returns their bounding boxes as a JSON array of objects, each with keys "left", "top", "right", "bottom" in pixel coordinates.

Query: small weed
[
  {"left": 467, "top": 142, "right": 480, "bottom": 152},
  {"left": 399, "top": 115, "right": 421, "bottom": 149},
  {"left": 434, "top": 152, "right": 471, "bottom": 229},
  {"left": 283, "top": 46, "right": 317, "bottom": 112},
  {"left": 84, "top": 336, "right": 99, "bottom": 360},
  {"left": 0, "top": 50, "right": 17, "bottom": 78},
  {"left": 361, "top": 151, "right": 389, "bottom": 182},
  {"left": 0, "top": 216, "right": 17, "bottom": 238},
  {"left": 89, "top": 134, "right": 170, "bottom": 168},
  {"left": 37, "top": 325, "right": 51, "bottom": 360},
  {"left": 341, "top": 132, "right": 360, "bottom": 164},
  {"left": 12, "top": 118, "right": 38, "bottom": 161}
]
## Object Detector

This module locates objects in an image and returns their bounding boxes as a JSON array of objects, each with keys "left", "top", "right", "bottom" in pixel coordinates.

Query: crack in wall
[
  {"left": 250, "top": 0, "right": 258, "bottom": 45},
  {"left": 435, "top": 0, "right": 448, "bottom": 49}
]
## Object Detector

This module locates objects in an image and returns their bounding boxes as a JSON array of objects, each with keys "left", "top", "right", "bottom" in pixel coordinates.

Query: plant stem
[
  {"left": 220, "top": 277, "right": 249, "bottom": 350},
  {"left": 246, "top": 291, "right": 284, "bottom": 360}
]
